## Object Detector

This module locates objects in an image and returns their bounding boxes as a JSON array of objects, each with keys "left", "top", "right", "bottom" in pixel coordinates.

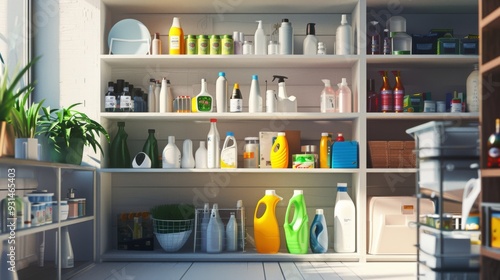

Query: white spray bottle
[
  {"left": 254, "top": 20, "right": 267, "bottom": 55},
  {"left": 273, "top": 75, "right": 297, "bottom": 112}
]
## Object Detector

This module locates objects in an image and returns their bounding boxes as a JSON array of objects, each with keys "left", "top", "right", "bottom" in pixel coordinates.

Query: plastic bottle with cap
[
  {"left": 279, "top": 18, "right": 294, "bottom": 55},
  {"left": 284, "top": 190, "right": 309, "bottom": 254},
  {"left": 334, "top": 183, "right": 355, "bottom": 253},
  {"left": 320, "top": 79, "right": 336, "bottom": 113},
  {"left": 254, "top": 20, "right": 267, "bottom": 55},
  {"left": 216, "top": 72, "right": 228, "bottom": 113},
  {"left": 303, "top": 23, "right": 318, "bottom": 55},
  {"left": 162, "top": 136, "right": 181, "bottom": 168},
  {"left": 270, "top": 132, "right": 289, "bottom": 168},
  {"left": 207, "top": 119, "right": 220, "bottom": 169},
  {"left": 195, "top": 141, "right": 208, "bottom": 169},
  {"left": 221, "top": 131, "right": 237, "bottom": 168},
  {"left": 207, "top": 203, "right": 223, "bottom": 253},
  {"left": 337, "top": 78, "right": 352, "bottom": 113},
  {"left": 254, "top": 190, "right": 283, "bottom": 253},
  {"left": 248, "top": 74, "right": 262, "bottom": 113},
  {"left": 335, "top": 14, "right": 353, "bottom": 55},
  {"left": 319, "top": 132, "right": 332, "bottom": 168},
  {"left": 169, "top": 17, "right": 184, "bottom": 54},
  {"left": 200, "top": 203, "right": 210, "bottom": 252},
  {"left": 236, "top": 200, "right": 245, "bottom": 250},
  {"left": 310, "top": 208, "right": 328, "bottom": 253}
]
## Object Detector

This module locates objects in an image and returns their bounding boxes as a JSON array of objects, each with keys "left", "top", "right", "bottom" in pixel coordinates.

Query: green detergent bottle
[
  {"left": 284, "top": 190, "right": 309, "bottom": 254},
  {"left": 109, "top": 122, "right": 131, "bottom": 168}
]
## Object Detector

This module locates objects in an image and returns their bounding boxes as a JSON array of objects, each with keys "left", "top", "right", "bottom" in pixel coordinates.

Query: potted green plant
[
  {"left": 150, "top": 203, "right": 195, "bottom": 252},
  {"left": 0, "top": 58, "right": 37, "bottom": 158},
  {"left": 10, "top": 93, "right": 45, "bottom": 160},
  {"left": 38, "top": 103, "right": 110, "bottom": 165}
]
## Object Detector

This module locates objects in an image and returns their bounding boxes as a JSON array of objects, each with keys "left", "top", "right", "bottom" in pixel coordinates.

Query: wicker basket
[{"left": 153, "top": 219, "right": 194, "bottom": 252}]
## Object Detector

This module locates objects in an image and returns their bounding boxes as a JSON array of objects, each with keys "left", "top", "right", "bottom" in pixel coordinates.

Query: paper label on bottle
[
  {"left": 196, "top": 96, "right": 212, "bottom": 112},
  {"left": 380, "top": 89, "right": 393, "bottom": 111},
  {"left": 170, "top": 36, "right": 180, "bottom": 50},
  {"left": 489, "top": 147, "right": 500, "bottom": 159},
  {"left": 323, "top": 95, "right": 336, "bottom": 112},
  {"left": 393, "top": 89, "right": 404, "bottom": 112},
  {"left": 120, "top": 96, "right": 132, "bottom": 110},
  {"left": 230, "top": 99, "right": 243, "bottom": 112},
  {"left": 105, "top": 96, "right": 116, "bottom": 109}
]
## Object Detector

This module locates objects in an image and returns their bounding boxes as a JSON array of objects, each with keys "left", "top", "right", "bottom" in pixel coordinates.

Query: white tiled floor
[{"left": 70, "top": 261, "right": 417, "bottom": 280}]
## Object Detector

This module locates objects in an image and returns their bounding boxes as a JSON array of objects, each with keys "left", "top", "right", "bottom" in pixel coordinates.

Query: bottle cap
[
  {"left": 226, "top": 131, "right": 234, "bottom": 136},
  {"left": 168, "top": 135, "right": 175, "bottom": 142},
  {"left": 172, "top": 17, "right": 181, "bottom": 28},
  {"left": 341, "top": 14, "right": 348, "bottom": 25},
  {"left": 210, "top": 118, "right": 217, "bottom": 122},
  {"left": 278, "top": 132, "right": 286, "bottom": 136},
  {"left": 233, "top": 31, "right": 239, "bottom": 41},
  {"left": 154, "top": 32, "right": 160, "bottom": 39},
  {"left": 148, "top": 129, "right": 155, "bottom": 133},
  {"left": 252, "top": 74, "right": 258, "bottom": 80},
  {"left": 321, "top": 132, "right": 329, "bottom": 137},
  {"left": 282, "top": 18, "right": 289, "bottom": 23},
  {"left": 245, "top": 137, "right": 259, "bottom": 141},
  {"left": 306, "top": 23, "right": 316, "bottom": 35},
  {"left": 322, "top": 79, "right": 331, "bottom": 86},
  {"left": 265, "top": 190, "right": 276, "bottom": 195},
  {"left": 219, "top": 72, "right": 225, "bottom": 77},
  {"left": 204, "top": 202, "right": 209, "bottom": 211},
  {"left": 294, "top": 190, "right": 303, "bottom": 195},
  {"left": 236, "top": 200, "right": 243, "bottom": 208},
  {"left": 212, "top": 203, "right": 219, "bottom": 210},
  {"left": 316, "top": 209, "right": 324, "bottom": 215}
]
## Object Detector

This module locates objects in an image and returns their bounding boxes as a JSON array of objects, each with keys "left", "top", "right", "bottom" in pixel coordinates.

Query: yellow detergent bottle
[
  {"left": 270, "top": 132, "right": 289, "bottom": 168},
  {"left": 254, "top": 190, "right": 283, "bottom": 253}
]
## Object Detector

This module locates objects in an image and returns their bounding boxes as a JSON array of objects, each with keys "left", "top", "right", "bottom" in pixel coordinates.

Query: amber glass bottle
[
  {"left": 379, "top": 71, "right": 393, "bottom": 112},
  {"left": 392, "top": 71, "right": 404, "bottom": 112}
]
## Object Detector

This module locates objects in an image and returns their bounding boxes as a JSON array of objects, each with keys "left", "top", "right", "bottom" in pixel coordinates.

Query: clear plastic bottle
[
  {"left": 207, "top": 203, "right": 223, "bottom": 253},
  {"left": 466, "top": 64, "right": 479, "bottom": 112},
  {"left": 147, "top": 78, "right": 156, "bottom": 112},
  {"left": 216, "top": 72, "right": 228, "bottom": 113},
  {"left": 221, "top": 131, "right": 237, "bottom": 168},
  {"left": 279, "top": 18, "right": 293, "bottom": 55},
  {"left": 335, "top": 14, "right": 352, "bottom": 55},
  {"left": 200, "top": 203, "right": 210, "bottom": 252},
  {"left": 243, "top": 137, "right": 259, "bottom": 168},
  {"left": 162, "top": 136, "right": 181, "bottom": 168},
  {"left": 207, "top": 119, "right": 220, "bottom": 169},
  {"left": 248, "top": 75, "right": 262, "bottom": 113},
  {"left": 320, "top": 79, "right": 336, "bottom": 113},
  {"left": 337, "top": 78, "right": 352, "bottom": 113},
  {"left": 236, "top": 200, "right": 245, "bottom": 250},
  {"left": 226, "top": 212, "right": 238, "bottom": 252}
]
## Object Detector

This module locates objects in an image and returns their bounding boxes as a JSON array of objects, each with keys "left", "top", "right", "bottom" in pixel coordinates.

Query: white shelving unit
[
  {"left": 97, "top": 0, "right": 479, "bottom": 262},
  {"left": 0, "top": 158, "right": 96, "bottom": 280}
]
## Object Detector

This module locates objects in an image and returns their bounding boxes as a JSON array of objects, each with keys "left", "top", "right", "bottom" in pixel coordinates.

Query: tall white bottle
[
  {"left": 200, "top": 203, "right": 210, "bottom": 252},
  {"left": 216, "top": 72, "right": 228, "bottom": 113},
  {"left": 148, "top": 78, "right": 156, "bottom": 112},
  {"left": 159, "top": 77, "right": 168, "bottom": 113},
  {"left": 167, "top": 80, "right": 173, "bottom": 112},
  {"left": 181, "top": 139, "right": 195, "bottom": 168},
  {"left": 195, "top": 141, "right": 208, "bottom": 169},
  {"left": 279, "top": 18, "right": 293, "bottom": 55},
  {"left": 162, "top": 136, "right": 181, "bottom": 168},
  {"left": 254, "top": 20, "right": 267, "bottom": 55},
  {"left": 226, "top": 212, "right": 238, "bottom": 252},
  {"left": 337, "top": 78, "right": 352, "bottom": 113},
  {"left": 207, "top": 119, "right": 220, "bottom": 169},
  {"left": 154, "top": 80, "right": 161, "bottom": 112},
  {"left": 207, "top": 203, "right": 223, "bottom": 253},
  {"left": 334, "top": 183, "right": 355, "bottom": 253},
  {"left": 303, "top": 23, "right": 318, "bottom": 55},
  {"left": 466, "top": 64, "right": 479, "bottom": 112},
  {"left": 248, "top": 75, "right": 262, "bottom": 112},
  {"left": 335, "top": 14, "right": 353, "bottom": 55}
]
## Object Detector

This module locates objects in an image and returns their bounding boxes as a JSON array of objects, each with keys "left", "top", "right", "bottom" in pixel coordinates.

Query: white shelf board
[
  {"left": 366, "top": 55, "right": 479, "bottom": 67},
  {"left": 102, "top": 0, "right": 359, "bottom": 14},
  {"left": 100, "top": 55, "right": 359, "bottom": 69},
  {"left": 0, "top": 158, "right": 96, "bottom": 171},
  {"left": 366, "top": 112, "right": 479, "bottom": 120},
  {"left": 99, "top": 168, "right": 359, "bottom": 174},
  {"left": 0, "top": 216, "right": 94, "bottom": 241},
  {"left": 101, "top": 249, "right": 361, "bottom": 262},
  {"left": 367, "top": 168, "right": 417, "bottom": 174},
  {"left": 99, "top": 112, "right": 361, "bottom": 121}
]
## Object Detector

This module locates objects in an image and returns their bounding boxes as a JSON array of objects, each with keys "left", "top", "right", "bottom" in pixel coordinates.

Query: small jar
[
  {"left": 221, "top": 35, "right": 234, "bottom": 55},
  {"left": 436, "top": 101, "right": 446, "bottom": 112},
  {"left": 301, "top": 145, "right": 318, "bottom": 168},
  {"left": 44, "top": 201, "right": 53, "bottom": 224},
  {"left": 78, "top": 198, "right": 86, "bottom": 217},
  {"left": 67, "top": 199, "right": 79, "bottom": 218},
  {"left": 451, "top": 99, "right": 462, "bottom": 112},
  {"left": 186, "top": 35, "right": 197, "bottom": 55},
  {"left": 31, "top": 203, "right": 43, "bottom": 226},
  {"left": 197, "top": 35, "right": 209, "bottom": 55},
  {"left": 268, "top": 41, "right": 278, "bottom": 55},
  {"left": 423, "top": 100, "right": 436, "bottom": 112},
  {"left": 209, "top": 35, "right": 221, "bottom": 55},
  {"left": 243, "top": 137, "right": 259, "bottom": 168},
  {"left": 243, "top": 41, "right": 253, "bottom": 55}
]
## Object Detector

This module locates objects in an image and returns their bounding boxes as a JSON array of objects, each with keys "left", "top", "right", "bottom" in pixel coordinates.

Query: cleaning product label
[
  {"left": 221, "top": 146, "right": 237, "bottom": 168},
  {"left": 170, "top": 36, "right": 180, "bottom": 50},
  {"left": 292, "top": 154, "right": 315, "bottom": 168},
  {"left": 380, "top": 89, "right": 393, "bottom": 112},
  {"left": 196, "top": 96, "right": 212, "bottom": 112}
]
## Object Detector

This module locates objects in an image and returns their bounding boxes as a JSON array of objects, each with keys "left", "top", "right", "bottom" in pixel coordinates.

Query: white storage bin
[
  {"left": 419, "top": 159, "right": 478, "bottom": 192},
  {"left": 406, "top": 121, "right": 479, "bottom": 158}
]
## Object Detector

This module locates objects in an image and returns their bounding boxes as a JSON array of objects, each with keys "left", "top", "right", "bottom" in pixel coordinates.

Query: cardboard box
[
  {"left": 259, "top": 131, "right": 278, "bottom": 168},
  {"left": 284, "top": 130, "right": 301, "bottom": 168},
  {"left": 117, "top": 212, "right": 154, "bottom": 251}
]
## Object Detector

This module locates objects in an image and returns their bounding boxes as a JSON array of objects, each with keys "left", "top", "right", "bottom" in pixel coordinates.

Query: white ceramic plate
[{"left": 107, "top": 19, "right": 151, "bottom": 55}]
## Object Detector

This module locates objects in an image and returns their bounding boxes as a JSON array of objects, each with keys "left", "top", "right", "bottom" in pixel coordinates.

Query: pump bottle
[
  {"left": 303, "top": 23, "right": 318, "bottom": 55},
  {"left": 254, "top": 20, "right": 267, "bottom": 55}
]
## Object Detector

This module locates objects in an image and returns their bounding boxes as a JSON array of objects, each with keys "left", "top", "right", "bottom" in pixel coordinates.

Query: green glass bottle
[
  {"left": 142, "top": 129, "right": 159, "bottom": 168},
  {"left": 110, "top": 122, "right": 131, "bottom": 168}
]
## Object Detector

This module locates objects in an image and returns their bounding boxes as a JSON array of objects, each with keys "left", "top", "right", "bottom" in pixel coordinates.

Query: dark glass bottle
[
  {"left": 488, "top": 119, "right": 500, "bottom": 168},
  {"left": 367, "top": 79, "right": 380, "bottom": 112},
  {"left": 115, "top": 79, "right": 124, "bottom": 111},
  {"left": 230, "top": 83, "right": 243, "bottom": 112},
  {"left": 105, "top": 81, "right": 116, "bottom": 112},
  {"left": 120, "top": 82, "right": 133, "bottom": 112},
  {"left": 142, "top": 129, "right": 159, "bottom": 168},
  {"left": 109, "top": 122, "right": 131, "bottom": 168},
  {"left": 383, "top": 29, "right": 391, "bottom": 55}
]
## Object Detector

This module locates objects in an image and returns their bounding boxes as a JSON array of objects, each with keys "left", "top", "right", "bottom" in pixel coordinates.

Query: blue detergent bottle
[{"left": 310, "top": 208, "right": 328, "bottom": 253}]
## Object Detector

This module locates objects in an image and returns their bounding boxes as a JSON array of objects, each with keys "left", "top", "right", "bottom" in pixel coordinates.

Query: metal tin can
[
  {"left": 197, "top": 35, "right": 209, "bottom": 55},
  {"left": 186, "top": 35, "right": 197, "bottom": 55},
  {"left": 221, "top": 34, "right": 234, "bottom": 55},
  {"left": 210, "top": 35, "right": 221, "bottom": 55}
]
